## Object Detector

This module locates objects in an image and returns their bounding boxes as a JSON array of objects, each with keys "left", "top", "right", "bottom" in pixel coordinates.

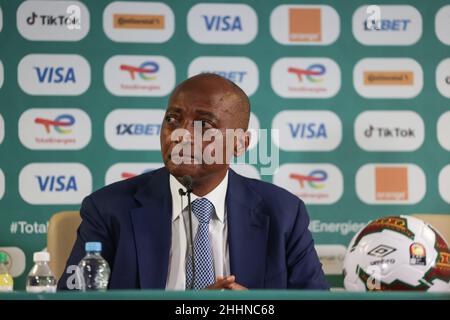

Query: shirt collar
[{"left": 169, "top": 171, "right": 229, "bottom": 223}]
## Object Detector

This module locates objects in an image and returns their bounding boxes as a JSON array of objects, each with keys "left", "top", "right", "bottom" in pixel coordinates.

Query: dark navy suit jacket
[{"left": 58, "top": 167, "right": 329, "bottom": 290}]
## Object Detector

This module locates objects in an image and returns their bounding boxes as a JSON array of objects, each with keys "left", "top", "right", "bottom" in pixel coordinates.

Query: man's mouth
[{"left": 169, "top": 151, "right": 202, "bottom": 164}]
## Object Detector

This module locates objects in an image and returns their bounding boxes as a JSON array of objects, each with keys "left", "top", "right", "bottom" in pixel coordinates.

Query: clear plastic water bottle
[
  {"left": 26, "top": 252, "right": 57, "bottom": 293},
  {"left": 78, "top": 242, "right": 110, "bottom": 291},
  {"left": 0, "top": 252, "right": 13, "bottom": 292}
]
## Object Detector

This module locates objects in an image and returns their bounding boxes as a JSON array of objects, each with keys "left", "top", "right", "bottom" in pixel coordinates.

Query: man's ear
[{"left": 234, "top": 131, "right": 250, "bottom": 157}]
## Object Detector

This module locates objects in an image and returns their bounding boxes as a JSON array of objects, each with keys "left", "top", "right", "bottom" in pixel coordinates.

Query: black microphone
[
  {"left": 178, "top": 175, "right": 195, "bottom": 289},
  {"left": 180, "top": 175, "right": 193, "bottom": 193}
]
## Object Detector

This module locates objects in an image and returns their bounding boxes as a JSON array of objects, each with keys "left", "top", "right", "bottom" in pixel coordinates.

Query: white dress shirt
[{"left": 165, "top": 172, "right": 230, "bottom": 290}]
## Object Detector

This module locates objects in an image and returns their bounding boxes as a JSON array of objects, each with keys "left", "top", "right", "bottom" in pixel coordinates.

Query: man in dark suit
[{"left": 58, "top": 73, "right": 329, "bottom": 290}]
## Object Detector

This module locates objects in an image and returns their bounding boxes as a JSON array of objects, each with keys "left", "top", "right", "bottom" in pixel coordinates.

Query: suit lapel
[
  {"left": 226, "top": 170, "right": 270, "bottom": 288},
  {"left": 130, "top": 168, "right": 172, "bottom": 289}
]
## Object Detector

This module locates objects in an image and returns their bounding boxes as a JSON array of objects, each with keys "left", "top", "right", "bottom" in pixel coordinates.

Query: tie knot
[{"left": 191, "top": 198, "right": 214, "bottom": 224}]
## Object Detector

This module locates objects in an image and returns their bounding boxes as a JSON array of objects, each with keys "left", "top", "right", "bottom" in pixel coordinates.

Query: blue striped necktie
[{"left": 185, "top": 198, "right": 215, "bottom": 289}]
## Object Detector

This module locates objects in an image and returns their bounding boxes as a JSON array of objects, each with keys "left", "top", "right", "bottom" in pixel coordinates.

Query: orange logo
[
  {"left": 363, "top": 71, "right": 414, "bottom": 85},
  {"left": 288, "top": 8, "right": 321, "bottom": 42},
  {"left": 113, "top": 14, "right": 165, "bottom": 29},
  {"left": 375, "top": 167, "right": 408, "bottom": 201}
]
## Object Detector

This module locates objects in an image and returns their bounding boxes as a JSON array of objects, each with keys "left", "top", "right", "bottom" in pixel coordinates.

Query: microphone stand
[{"left": 179, "top": 176, "right": 195, "bottom": 289}]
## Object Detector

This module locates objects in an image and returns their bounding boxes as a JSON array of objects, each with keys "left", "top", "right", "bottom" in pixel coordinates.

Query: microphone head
[{"left": 180, "top": 175, "right": 193, "bottom": 192}]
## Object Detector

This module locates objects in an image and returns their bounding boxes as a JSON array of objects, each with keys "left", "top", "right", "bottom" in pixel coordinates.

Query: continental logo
[
  {"left": 352, "top": 216, "right": 415, "bottom": 250},
  {"left": 113, "top": 14, "right": 164, "bottom": 29},
  {"left": 353, "top": 58, "right": 423, "bottom": 98},
  {"left": 103, "top": 2, "right": 174, "bottom": 43},
  {"left": 363, "top": 71, "right": 414, "bottom": 85}
]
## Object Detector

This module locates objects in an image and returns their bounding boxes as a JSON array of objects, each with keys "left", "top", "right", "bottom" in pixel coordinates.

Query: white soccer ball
[{"left": 343, "top": 215, "right": 450, "bottom": 291}]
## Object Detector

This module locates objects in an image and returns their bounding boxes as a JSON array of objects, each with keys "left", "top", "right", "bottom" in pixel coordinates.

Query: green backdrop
[{"left": 0, "top": 0, "right": 449, "bottom": 289}]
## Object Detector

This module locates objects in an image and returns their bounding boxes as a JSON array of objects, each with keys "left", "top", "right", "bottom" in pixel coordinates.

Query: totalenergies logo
[
  {"left": 35, "top": 114, "right": 75, "bottom": 134},
  {"left": 288, "top": 64, "right": 325, "bottom": 83},
  {"left": 289, "top": 170, "right": 327, "bottom": 189},
  {"left": 120, "top": 61, "right": 159, "bottom": 81}
]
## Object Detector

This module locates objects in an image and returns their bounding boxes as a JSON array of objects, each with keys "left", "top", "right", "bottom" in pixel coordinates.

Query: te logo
[
  {"left": 34, "top": 67, "right": 76, "bottom": 83},
  {"left": 202, "top": 15, "right": 242, "bottom": 31},
  {"left": 288, "top": 64, "right": 326, "bottom": 83},
  {"left": 120, "top": 61, "right": 159, "bottom": 80},
  {"left": 35, "top": 114, "right": 75, "bottom": 134},
  {"left": 36, "top": 175, "right": 78, "bottom": 192},
  {"left": 366, "top": 5, "right": 381, "bottom": 30},
  {"left": 289, "top": 170, "right": 328, "bottom": 189}
]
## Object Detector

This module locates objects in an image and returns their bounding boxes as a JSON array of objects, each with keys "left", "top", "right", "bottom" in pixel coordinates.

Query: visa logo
[
  {"left": 202, "top": 15, "right": 242, "bottom": 31},
  {"left": 364, "top": 19, "right": 411, "bottom": 31},
  {"left": 36, "top": 175, "right": 78, "bottom": 192},
  {"left": 288, "top": 123, "right": 327, "bottom": 139},
  {"left": 34, "top": 67, "right": 76, "bottom": 83}
]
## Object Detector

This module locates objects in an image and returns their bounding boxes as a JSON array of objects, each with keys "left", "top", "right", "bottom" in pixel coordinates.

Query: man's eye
[
  {"left": 165, "top": 115, "right": 177, "bottom": 124},
  {"left": 201, "top": 120, "right": 212, "bottom": 128}
]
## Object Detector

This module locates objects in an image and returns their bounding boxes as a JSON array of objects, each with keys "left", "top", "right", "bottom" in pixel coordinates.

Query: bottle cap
[
  {"left": 0, "top": 252, "right": 9, "bottom": 264},
  {"left": 85, "top": 242, "right": 102, "bottom": 252},
  {"left": 33, "top": 251, "right": 50, "bottom": 262}
]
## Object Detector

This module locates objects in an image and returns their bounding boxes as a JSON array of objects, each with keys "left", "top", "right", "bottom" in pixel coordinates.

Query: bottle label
[
  {"left": 0, "top": 285, "right": 13, "bottom": 292},
  {"left": 26, "top": 285, "right": 57, "bottom": 293}
]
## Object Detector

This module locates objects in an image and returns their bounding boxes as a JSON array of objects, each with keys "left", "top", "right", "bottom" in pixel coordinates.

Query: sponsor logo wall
[{"left": 0, "top": 0, "right": 449, "bottom": 288}]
